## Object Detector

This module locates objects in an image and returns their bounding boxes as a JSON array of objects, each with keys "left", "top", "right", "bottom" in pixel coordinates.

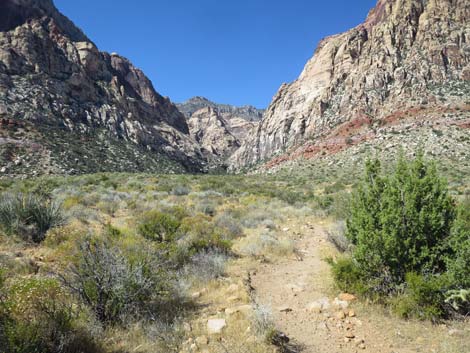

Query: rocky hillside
[
  {"left": 230, "top": 0, "right": 470, "bottom": 171},
  {"left": 177, "top": 97, "right": 263, "bottom": 166},
  {"left": 0, "top": 0, "right": 205, "bottom": 176}
]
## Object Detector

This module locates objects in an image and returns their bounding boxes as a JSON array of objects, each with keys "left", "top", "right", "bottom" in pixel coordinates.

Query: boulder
[{"left": 207, "top": 319, "right": 226, "bottom": 335}]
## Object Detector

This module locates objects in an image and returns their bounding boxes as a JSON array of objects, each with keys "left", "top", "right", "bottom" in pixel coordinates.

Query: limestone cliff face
[
  {"left": 230, "top": 0, "right": 470, "bottom": 169},
  {"left": 0, "top": 0, "right": 204, "bottom": 173}
]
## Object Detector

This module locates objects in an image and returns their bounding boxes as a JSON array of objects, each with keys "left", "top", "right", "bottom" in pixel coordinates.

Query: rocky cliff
[
  {"left": 177, "top": 97, "right": 263, "bottom": 166},
  {"left": 230, "top": 0, "right": 470, "bottom": 170},
  {"left": 0, "top": 0, "right": 205, "bottom": 176},
  {"left": 186, "top": 106, "right": 240, "bottom": 163}
]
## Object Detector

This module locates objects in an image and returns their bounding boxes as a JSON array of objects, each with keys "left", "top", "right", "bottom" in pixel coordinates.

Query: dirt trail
[{"left": 250, "top": 221, "right": 467, "bottom": 353}]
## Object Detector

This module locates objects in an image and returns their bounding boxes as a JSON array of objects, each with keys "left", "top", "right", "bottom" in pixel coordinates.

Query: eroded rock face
[
  {"left": 230, "top": 0, "right": 470, "bottom": 170},
  {"left": 0, "top": 0, "right": 204, "bottom": 173},
  {"left": 188, "top": 106, "right": 240, "bottom": 160},
  {"left": 177, "top": 97, "right": 263, "bottom": 166}
]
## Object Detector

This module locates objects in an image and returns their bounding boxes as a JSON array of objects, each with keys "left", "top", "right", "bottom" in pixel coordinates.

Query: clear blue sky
[{"left": 54, "top": 0, "right": 377, "bottom": 108}]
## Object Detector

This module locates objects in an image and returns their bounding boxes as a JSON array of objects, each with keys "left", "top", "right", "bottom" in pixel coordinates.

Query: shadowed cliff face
[
  {"left": 0, "top": 0, "right": 88, "bottom": 41},
  {"left": 0, "top": 0, "right": 204, "bottom": 173},
  {"left": 229, "top": 0, "right": 470, "bottom": 170}
]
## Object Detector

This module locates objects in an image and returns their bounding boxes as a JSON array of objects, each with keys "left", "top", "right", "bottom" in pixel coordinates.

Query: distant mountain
[
  {"left": 177, "top": 97, "right": 264, "bottom": 122},
  {"left": 177, "top": 97, "right": 264, "bottom": 167},
  {"left": 230, "top": 0, "right": 470, "bottom": 171},
  {"left": 0, "top": 0, "right": 205, "bottom": 176}
]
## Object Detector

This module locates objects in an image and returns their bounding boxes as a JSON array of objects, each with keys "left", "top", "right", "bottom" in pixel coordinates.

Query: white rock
[
  {"left": 306, "top": 302, "right": 323, "bottom": 313},
  {"left": 333, "top": 298, "right": 349, "bottom": 309},
  {"left": 207, "top": 319, "right": 226, "bottom": 334}
]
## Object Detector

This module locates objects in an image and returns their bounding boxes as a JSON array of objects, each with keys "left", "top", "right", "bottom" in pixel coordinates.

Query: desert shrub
[
  {"left": 328, "top": 191, "right": 352, "bottom": 220},
  {"left": 214, "top": 213, "right": 244, "bottom": 239},
  {"left": 251, "top": 304, "right": 276, "bottom": 343},
  {"left": 237, "top": 232, "right": 294, "bottom": 259},
  {"left": 328, "top": 257, "right": 367, "bottom": 296},
  {"left": 0, "top": 252, "right": 39, "bottom": 276},
  {"left": 196, "top": 200, "right": 217, "bottom": 216},
  {"left": 267, "top": 188, "right": 312, "bottom": 205},
  {"left": 66, "top": 204, "right": 100, "bottom": 223},
  {"left": 138, "top": 211, "right": 182, "bottom": 243},
  {"left": 103, "top": 223, "right": 124, "bottom": 239},
  {"left": 137, "top": 319, "right": 187, "bottom": 353},
  {"left": 0, "top": 192, "right": 64, "bottom": 243},
  {"left": 446, "top": 199, "right": 470, "bottom": 289},
  {"left": 62, "top": 238, "right": 171, "bottom": 325},
  {"left": 239, "top": 206, "right": 278, "bottom": 229},
  {"left": 330, "top": 154, "right": 468, "bottom": 320},
  {"left": 0, "top": 277, "right": 101, "bottom": 353},
  {"left": 185, "top": 249, "right": 228, "bottom": 281},
  {"left": 316, "top": 195, "right": 334, "bottom": 210},
  {"left": 326, "top": 221, "right": 350, "bottom": 252},
  {"left": 346, "top": 155, "right": 455, "bottom": 288},
  {"left": 180, "top": 215, "right": 232, "bottom": 253},
  {"left": 171, "top": 185, "right": 190, "bottom": 196},
  {"left": 43, "top": 222, "right": 90, "bottom": 249},
  {"left": 392, "top": 273, "right": 448, "bottom": 321},
  {"left": 95, "top": 192, "right": 122, "bottom": 215}
]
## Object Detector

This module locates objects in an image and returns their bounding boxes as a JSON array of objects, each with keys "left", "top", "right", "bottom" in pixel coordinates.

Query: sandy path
[{"left": 249, "top": 222, "right": 444, "bottom": 353}]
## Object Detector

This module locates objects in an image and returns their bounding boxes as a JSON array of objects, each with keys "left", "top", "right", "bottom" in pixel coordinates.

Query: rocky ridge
[
  {"left": 230, "top": 0, "right": 470, "bottom": 171},
  {"left": 177, "top": 96, "right": 264, "bottom": 123},
  {"left": 0, "top": 0, "right": 206, "bottom": 176}
]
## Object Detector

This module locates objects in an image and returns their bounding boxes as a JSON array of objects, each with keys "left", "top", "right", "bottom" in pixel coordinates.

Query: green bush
[
  {"left": 446, "top": 199, "right": 470, "bottom": 288},
  {"left": 181, "top": 215, "right": 232, "bottom": 253},
  {"left": 346, "top": 154, "right": 455, "bottom": 288},
  {"left": 328, "top": 257, "right": 367, "bottom": 296},
  {"left": 0, "top": 193, "right": 64, "bottom": 243},
  {"left": 330, "top": 154, "right": 470, "bottom": 320},
  {"left": 0, "top": 277, "right": 101, "bottom": 353},
  {"left": 392, "top": 273, "right": 448, "bottom": 321},
  {"left": 138, "top": 211, "right": 181, "bottom": 243}
]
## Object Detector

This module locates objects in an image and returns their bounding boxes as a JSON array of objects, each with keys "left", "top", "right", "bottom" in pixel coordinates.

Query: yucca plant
[{"left": 0, "top": 193, "right": 65, "bottom": 243}]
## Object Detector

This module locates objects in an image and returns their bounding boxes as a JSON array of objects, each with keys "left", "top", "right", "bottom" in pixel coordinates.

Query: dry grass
[{"left": 1, "top": 173, "right": 468, "bottom": 353}]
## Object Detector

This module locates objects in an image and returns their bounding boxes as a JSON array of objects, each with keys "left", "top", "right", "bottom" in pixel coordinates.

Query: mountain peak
[
  {"left": 0, "top": 0, "right": 89, "bottom": 42},
  {"left": 177, "top": 97, "right": 264, "bottom": 122},
  {"left": 0, "top": 0, "right": 205, "bottom": 175},
  {"left": 230, "top": 0, "right": 469, "bottom": 171}
]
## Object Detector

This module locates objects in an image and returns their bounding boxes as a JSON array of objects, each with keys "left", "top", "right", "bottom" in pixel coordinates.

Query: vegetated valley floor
[{"left": 0, "top": 172, "right": 469, "bottom": 353}]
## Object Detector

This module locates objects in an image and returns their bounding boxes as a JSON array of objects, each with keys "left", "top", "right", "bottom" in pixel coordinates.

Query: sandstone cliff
[
  {"left": 177, "top": 97, "right": 263, "bottom": 165},
  {"left": 230, "top": 0, "right": 470, "bottom": 170},
  {"left": 0, "top": 0, "right": 205, "bottom": 175},
  {"left": 187, "top": 106, "right": 240, "bottom": 162}
]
